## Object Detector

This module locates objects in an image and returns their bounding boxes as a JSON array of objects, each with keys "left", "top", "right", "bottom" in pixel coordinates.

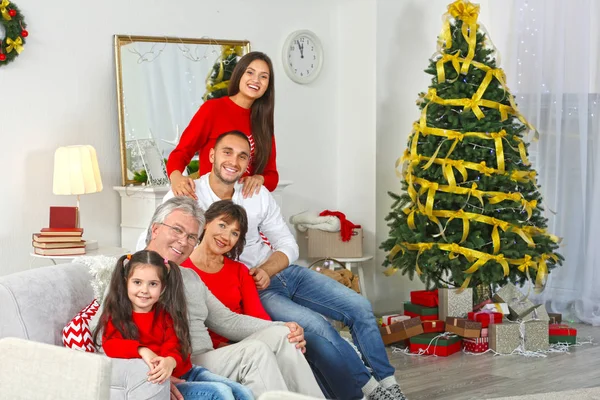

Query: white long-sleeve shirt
[{"left": 162, "top": 173, "right": 299, "bottom": 269}]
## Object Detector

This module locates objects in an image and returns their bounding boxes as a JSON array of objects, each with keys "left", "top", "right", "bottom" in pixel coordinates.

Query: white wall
[
  {"left": 0, "top": 0, "right": 343, "bottom": 276},
  {"left": 374, "top": 0, "right": 515, "bottom": 314}
]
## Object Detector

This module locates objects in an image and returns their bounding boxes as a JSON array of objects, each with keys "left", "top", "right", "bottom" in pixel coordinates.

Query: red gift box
[
  {"left": 422, "top": 320, "right": 445, "bottom": 333},
  {"left": 405, "top": 310, "right": 438, "bottom": 321},
  {"left": 409, "top": 341, "right": 461, "bottom": 356},
  {"left": 410, "top": 290, "right": 439, "bottom": 307},
  {"left": 549, "top": 324, "right": 577, "bottom": 336},
  {"left": 463, "top": 337, "right": 489, "bottom": 353},
  {"left": 467, "top": 311, "right": 503, "bottom": 328}
]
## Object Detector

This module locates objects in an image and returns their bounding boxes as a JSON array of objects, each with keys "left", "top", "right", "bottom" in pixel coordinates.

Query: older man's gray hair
[{"left": 145, "top": 197, "right": 205, "bottom": 245}]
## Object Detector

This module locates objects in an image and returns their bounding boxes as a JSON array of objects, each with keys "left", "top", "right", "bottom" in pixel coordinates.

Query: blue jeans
[
  {"left": 178, "top": 366, "right": 254, "bottom": 400},
  {"left": 259, "top": 265, "right": 395, "bottom": 399}
]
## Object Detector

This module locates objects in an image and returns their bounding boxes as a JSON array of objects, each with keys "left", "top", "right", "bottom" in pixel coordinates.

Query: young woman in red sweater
[
  {"left": 168, "top": 51, "right": 279, "bottom": 199},
  {"left": 92, "top": 250, "right": 253, "bottom": 400},
  {"left": 181, "top": 200, "right": 271, "bottom": 349}
]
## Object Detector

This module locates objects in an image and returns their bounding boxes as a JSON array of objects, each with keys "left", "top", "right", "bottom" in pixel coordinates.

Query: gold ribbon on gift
[
  {"left": 0, "top": 0, "right": 11, "bottom": 21},
  {"left": 6, "top": 37, "right": 23, "bottom": 54}
]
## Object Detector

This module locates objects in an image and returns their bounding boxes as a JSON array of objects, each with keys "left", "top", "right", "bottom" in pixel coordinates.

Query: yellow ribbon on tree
[
  {"left": 490, "top": 130, "right": 507, "bottom": 172},
  {"left": 436, "top": 52, "right": 462, "bottom": 83},
  {"left": 6, "top": 37, "right": 23, "bottom": 54},
  {"left": 0, "top": 0, "right": 11, "bottom": 21}
]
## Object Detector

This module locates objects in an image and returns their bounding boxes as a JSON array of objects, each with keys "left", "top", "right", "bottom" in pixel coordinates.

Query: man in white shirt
[{"left": 162, "top": 131, "right": 406, "bottom": 400}]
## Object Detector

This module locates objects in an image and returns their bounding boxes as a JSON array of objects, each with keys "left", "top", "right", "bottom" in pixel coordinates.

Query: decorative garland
[{"left": 0, "top": 0, "right": 27, "bottom": 66}]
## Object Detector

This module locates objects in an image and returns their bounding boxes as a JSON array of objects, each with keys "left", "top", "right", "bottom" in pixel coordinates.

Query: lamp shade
[{"left": 53, "top": 145, "right": 103, "bottom": 195}]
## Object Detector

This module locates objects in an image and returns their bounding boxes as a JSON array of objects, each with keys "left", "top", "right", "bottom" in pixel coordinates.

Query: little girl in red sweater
[{"left": 92, "top": 250, "right": 253, "bottom": 400}]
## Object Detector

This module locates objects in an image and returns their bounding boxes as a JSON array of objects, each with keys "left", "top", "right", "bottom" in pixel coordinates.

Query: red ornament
[
  {"left": 8, "top": 9, "right": 17, "bottom": 17},
  {"left": 0, "top": 54, "right": 6, "bottom": 62},
  {"left": 21, "top": 30, "right": 28, "bottom": 37}
]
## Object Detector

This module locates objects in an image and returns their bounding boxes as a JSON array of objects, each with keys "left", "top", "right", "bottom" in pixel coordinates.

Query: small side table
[
  {"left": 30, "top": 246, "right": 130, "bottom": 267},
  {"left": 326, "top": 255, "right": 373, "bottom": 299}
]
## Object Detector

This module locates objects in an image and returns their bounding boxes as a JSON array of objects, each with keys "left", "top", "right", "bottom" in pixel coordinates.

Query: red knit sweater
[
  {"left": 166, "top": 96, "right": 279, "bottom": 191},
  {"left": 102, "top": 308, "right": 192, "bottom": 378},
  {"left": 181, "top": 257, "right": 271, "bottom": 348}
]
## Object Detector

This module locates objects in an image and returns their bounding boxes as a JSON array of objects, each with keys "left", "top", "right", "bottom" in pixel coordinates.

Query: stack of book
[
  {"left": 32, "top": 228, "right": 86, "bottom": 256},
  {"left": 32, "top": 206, "right": 86, "bottom": 256}
]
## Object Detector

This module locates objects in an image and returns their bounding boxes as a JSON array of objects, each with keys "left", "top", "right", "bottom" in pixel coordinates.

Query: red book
[
  {"left": 409, "top": 341, "right": 461, "bottom": 356},
  {"left": 49, "top": 206, "right": 79, "bottom": 229},
  {"left": 33, "top": 234, "right": 84, "bottom": 243},
  {"left": 410, "top": 290, "right": 439, "bottom": 307},
  {"left": 34, "top": 247, "right": 86, "bottom": 256},
  {"left": 467, "top": 311, "right": 503, "bottom": 328},
  {"left": 39, "top": 228, "right": 83, "bottom": 236},
  {"left": 404, "top": 310, "right": 438, "bottom": 321}
]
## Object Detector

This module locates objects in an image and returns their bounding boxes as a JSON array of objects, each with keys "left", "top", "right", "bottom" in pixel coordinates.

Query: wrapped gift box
[
  {"left": 405, "top": 311, "right": 438, "bottom": 321},
  {"left": 481, "top": 328, "right": 488, "bottom": 338},
  {"left": 410, "top": 290, "right": 439, "bottom": 307},
  {"left": 522, "top": 320, "right": 549, "bottom": 351},
  {"left": 481, "top": 303, "right": 510, "bottom": 315},
  {"left": 404, "top": 302, "right": 438, "bottom": 321},
  {"left": 549, "top": 335, "right": 576, "bottom": 345},
  {"left": 548, "top": 313, "right": 562, "bottom": 324},
  {"left": 422, "top": 320, "right": 445, "bottom": 333},
  {"left": 381, "top": 314, "right": 410, "bottom": 327},
  {"left": 379, "top": 317, "right": 424, "bottom": 345},
  {"left": 463, "top": 337, "right": 489, "bottom": 353},
  {"left": 493, "top": 283, "right": 539, "bottom": 321},
  {"left": 549, "top": 324, "right": 577, "bottom": 337},
  {"left": 522, "top": 304, "right": 550, "bottom": 322},
  {"left": 446, "top": 317, "right": 481, "bottom": 338},
  {"left": 439, "top": 288, "right": 473, "bottom": 321},
  {"left": 409, "top": 333, "right": 461, "bottom": 356},
  {"left": 467, "top": 311, "right": 503, "bottom": 328},
  {"left": 489, "top": 323, "right": 521, "bottom": 354}
]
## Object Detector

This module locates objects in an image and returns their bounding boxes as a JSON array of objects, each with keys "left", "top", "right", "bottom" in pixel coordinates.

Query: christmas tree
[
  {"left": 202, "top": 45, "right": 245, "bottom": 101},
  {"left": 380, "top": 0, "right": 562, "bottom": 293}
]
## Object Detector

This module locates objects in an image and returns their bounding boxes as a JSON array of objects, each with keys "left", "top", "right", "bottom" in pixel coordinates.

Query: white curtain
[{"left": 507, "top": 0, "right": 600, "bottom": 325}]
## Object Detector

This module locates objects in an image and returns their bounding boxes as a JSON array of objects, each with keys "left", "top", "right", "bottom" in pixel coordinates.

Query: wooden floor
[{"left": 384, "top": 323, "right": 600, "bottom": 400}]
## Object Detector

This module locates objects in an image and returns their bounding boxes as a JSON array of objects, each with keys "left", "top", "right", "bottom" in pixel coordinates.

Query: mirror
[{"left": 114, "top": 35, "right": 251, "bottom": 186}]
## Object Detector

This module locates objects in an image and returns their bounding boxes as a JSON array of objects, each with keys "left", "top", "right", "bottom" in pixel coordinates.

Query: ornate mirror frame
[{"left": 114, "top": 35, "right": 251, "bottom": 186}]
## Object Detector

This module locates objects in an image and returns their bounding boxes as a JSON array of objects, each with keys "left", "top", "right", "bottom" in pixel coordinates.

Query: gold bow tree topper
[
  {"left": 0, "top": 0, "right": 28, "bottom": 66},
  {"left": 380, "top": 0, "right": 563, "bottom": 294}
]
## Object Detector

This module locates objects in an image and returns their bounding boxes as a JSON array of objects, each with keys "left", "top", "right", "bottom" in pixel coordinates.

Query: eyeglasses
[{"left": 160, "top": 223, "right": 200, "bottom": 246}]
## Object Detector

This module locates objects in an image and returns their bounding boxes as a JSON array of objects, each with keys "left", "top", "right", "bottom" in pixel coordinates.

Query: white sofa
[{"left": 0, "top": 262, "right": 169, "bottom": 399}]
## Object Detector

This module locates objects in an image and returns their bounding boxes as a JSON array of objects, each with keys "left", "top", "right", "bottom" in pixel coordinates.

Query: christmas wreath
[{"left": 0, "top": 0, "right": 28, "bottom": 66}]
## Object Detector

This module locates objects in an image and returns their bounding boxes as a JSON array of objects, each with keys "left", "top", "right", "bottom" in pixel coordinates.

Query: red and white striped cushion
[{"left": 62, "top": 299, "right": 100, "bottom": 352}]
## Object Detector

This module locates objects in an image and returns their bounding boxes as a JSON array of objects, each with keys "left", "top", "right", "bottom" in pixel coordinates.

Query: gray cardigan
[{"left": 181, "top": 268, "right": 281, "bottom": 355}]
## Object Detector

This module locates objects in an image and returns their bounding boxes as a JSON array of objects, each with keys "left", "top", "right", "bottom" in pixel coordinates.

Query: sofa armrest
[
  {"left": 110, "top": 358, "right": 170, "bottom": 400},
  {"left": 0, "top": 337, "right": 111, "bottom": 399}
]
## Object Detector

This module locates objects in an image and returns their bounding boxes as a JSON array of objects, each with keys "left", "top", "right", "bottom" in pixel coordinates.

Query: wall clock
[{"left": 282, "top": 30, "right": 323, "bottom": 84}]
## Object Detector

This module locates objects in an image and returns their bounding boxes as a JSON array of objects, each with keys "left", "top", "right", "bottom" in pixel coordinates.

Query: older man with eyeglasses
[{"left": 143, "top": 197, "right": 324, "bottom": 400}]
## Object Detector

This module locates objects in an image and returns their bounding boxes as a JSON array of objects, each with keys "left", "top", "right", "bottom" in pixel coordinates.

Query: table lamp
[{"left": 53, "top": 145, "right": 103, "bottom": 248}]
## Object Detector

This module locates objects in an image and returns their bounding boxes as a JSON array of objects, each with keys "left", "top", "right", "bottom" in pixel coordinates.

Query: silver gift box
[
  {"left": 438, "top": 287, "right": 473, "bottom": 321},
  {"left": 489, "top": 322, "right": 521, "bottom": 354}
]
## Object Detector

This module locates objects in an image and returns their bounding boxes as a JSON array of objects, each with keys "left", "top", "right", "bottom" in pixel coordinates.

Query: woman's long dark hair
[
  {"left": 92, "top": 250, "right": 191, "bottom": 356},
  {"left": 228, "top": 51, "right": 275, "bottom": 175},
  {"left": 200, "top": 200, "right": 248, "bottom": 260}
]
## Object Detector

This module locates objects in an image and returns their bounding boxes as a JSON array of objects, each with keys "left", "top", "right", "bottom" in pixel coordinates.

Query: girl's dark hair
[
  {"left": 92, "top": 250, "right": 191, "bottom": 357},
  {"left": 228, "top": 51, "right": 274, "bottom": 175},
  {"left": 200, "top": 200, "right": 248, "bottom": 260}
]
